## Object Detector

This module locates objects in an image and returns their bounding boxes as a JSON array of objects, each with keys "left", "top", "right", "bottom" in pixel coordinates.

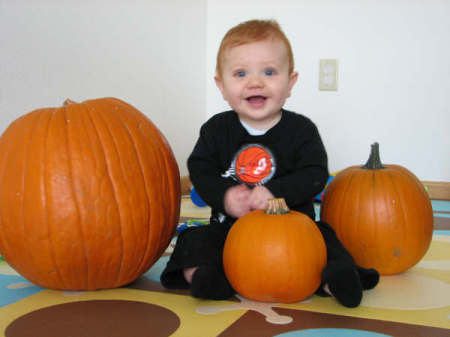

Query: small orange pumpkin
[
  {"left": 320, "top": 143, "right": 433, "bottom": 275},
  {"left": 223, "top": 198, "right": 327, "bottom": 303},
  {"left": 0, "top": 98, "right": 181, "bottom": 290}
]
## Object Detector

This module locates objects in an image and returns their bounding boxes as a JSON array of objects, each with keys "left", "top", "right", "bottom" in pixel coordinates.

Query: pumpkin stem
[
  {"left": 63, "top": 99, "right": 77, "bottom": 106},
  {"left": 362, "top": 142, "right": 385, "bottom": 170},
  {"left": 265, "top": 198, "right": 290, "bottom": 215}
]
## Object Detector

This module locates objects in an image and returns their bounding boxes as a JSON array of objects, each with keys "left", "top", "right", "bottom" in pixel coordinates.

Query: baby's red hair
[{"left": 216, "top": 19, "right": 295, "bottom": 77}]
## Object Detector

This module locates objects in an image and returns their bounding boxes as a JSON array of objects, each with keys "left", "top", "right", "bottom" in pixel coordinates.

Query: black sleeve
[
  {"left": 264, "top": 121, "right": 329, "bottom": 207},
  {"left": 187, "top": 120, "right": 236, "bottom": 214}
]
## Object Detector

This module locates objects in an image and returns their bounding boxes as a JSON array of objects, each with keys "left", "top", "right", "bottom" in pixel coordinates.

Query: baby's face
[{"left": 215, "top": 38, "right": 297, "bottom": 130}]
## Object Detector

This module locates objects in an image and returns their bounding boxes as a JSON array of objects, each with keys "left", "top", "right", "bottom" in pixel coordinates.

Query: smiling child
[{"left": 161, "top": 19, "right": 379, "bottom": 307}]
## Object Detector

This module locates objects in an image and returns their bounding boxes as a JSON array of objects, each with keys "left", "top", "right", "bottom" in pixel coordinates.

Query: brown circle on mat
[{"left": 5, "top": 300, "right": 180, "bottom": 337}]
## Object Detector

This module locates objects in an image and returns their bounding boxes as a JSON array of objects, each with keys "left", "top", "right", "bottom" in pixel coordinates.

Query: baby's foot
[
  {"left": 323, "top": 265, "right": 362, "bottom": 308},
  {"left": 191, "top": 266, "right": 235, "bottom": 300},
  {"left": 357, "top": 266, "right": 380, "bottom": 290}
]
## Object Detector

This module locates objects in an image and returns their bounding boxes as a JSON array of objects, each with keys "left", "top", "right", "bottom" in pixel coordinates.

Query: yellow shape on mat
[
  {"left": 0, "top": 263, "right": 19, "bottom": 276},
  {"left": 279, "top": 234, "right": 450, "bottom": 330},
  {"left": 181, "top": 196, "right": 211, "bottom": 219}
]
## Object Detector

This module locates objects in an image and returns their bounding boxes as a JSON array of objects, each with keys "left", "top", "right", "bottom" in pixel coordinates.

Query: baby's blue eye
[
  {"left": 236, "top": 71, "right": 246, "bottom": 77},
  {"left": 265, "top": 69, "right": 274, "bottom": 76}
]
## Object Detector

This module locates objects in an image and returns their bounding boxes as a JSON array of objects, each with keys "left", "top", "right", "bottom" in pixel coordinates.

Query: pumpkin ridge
[
  {"left": 370, "top": 168, "right": 384, "bottom": 268},
  {"left": 129, "top": 102, "right": 180, "bottom": 266},
  {"left": 370, "top": 170, "right": 379, "bottom": 266},
  {"left": 44, "top": 109, "right": 69, "bottom": 289},
  {"left": 145, "top": 127, "right": 178, "bottom": 267},
  {"left": 86, "top": 101, "right": 125, "bottom": 287},
  {"left": 390, "top": 167, "right": 432, "bottom": 270},
  {"left": 0, "top": 115, "right": 21, "bottom": 269},
  {"left": 22, "top": 111, "right": 51, "bottom": 286},
  {"left": 160, "top": 136, "right": 181, "bottom": 254},
  {"left": 371, "top": 171, "right": 382, "bottom": 268},
  {"left": 385, "top": 169, "right": 406, "bottom": 270},
  {"left": 124, "top": 106, "right": 165, "bottom": 273},
  {"left": 404, "top": 166, "right": 433, "bottom": 245},
  {"left": 106, "top": 99, "right": 153, "bottom": 277},
  {"left": 0, "top": 126, "right": 11, "bottom": 261},
  {"left": 97, "top": 99, "right": 147, "bottom": 286},
  {"left": 113, "top": 102, "right": 154, "bottom": 282},
  {"left": 63, "top": 103, "right": 90, "bottom": 289},
  {"left": 338, "top": 169, "right": 357, "bottom": 249},
  {"left": 157, "top": 147, "right": 179, "bottom": 258},
  {"left": 102, "top": 98, "right": 178, "bottom": 285},
  {"left": 297, "top": 226, "right": 320, "bottom": 298},
  {"left": 149, "top": 131, "right": 178, "bottom": 262},
  {"left": 3, "top": 112, "right": 43, "bottom": 284},
  {"left": 394, "top": 167, "right": 425, "bottom": 270},
  {"left": 354, "top": 169, "right": 363, "bottom": 262},
  {"left": 79, "top": 101, "right": 119, "bottom": 288},
  {"left": 351, "top": 170, "right": 364, "bottom": 264},
  {"left": 135, "top": 105, "right": 175, "bottom": 265}
]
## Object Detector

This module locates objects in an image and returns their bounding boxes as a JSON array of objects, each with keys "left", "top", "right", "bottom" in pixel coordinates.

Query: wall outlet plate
[{"left": 319, "top": 59, "right": 338, "bottom": 91}]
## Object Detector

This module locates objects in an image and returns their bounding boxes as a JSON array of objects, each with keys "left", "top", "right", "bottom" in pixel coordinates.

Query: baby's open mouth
[{"left": 246, "top": 96, "right": 267, "bottom": 105}]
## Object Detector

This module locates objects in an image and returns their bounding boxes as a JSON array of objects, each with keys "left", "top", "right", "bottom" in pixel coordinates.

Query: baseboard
[
  {"left": 180, "top": 176, "right": 450, "bottom": 201},
  {"left": 422, "top": 181, "right": 450, "bottom": 201},
  {"left": 180, "top": 176, "right": 192, "bottom": 196}
]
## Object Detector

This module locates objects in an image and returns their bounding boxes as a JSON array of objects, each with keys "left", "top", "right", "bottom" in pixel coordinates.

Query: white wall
[
  {"left": 1, "top": 0, "right": 449, "bottom": 181},
  {"left": 206, "top": 0, "right": 450, "bottom": 181},
  {"left": 0, "top": 0, "right": 207, "bottom": 176}
]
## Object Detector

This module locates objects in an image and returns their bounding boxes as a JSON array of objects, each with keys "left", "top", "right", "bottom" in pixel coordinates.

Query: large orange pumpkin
[
  {"left": 223, "top": 199, "right": 327, "bottom": 303},
  {"left": 320, "top": 143, "right": 433, "bottom": 275},
  {"left": 0, "top": 98, "right": 181, "bottom": 290}
]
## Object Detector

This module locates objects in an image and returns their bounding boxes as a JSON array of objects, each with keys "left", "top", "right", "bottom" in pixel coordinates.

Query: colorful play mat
[{"left": 0, "top": 197, "right": 449, "bottom": 337}]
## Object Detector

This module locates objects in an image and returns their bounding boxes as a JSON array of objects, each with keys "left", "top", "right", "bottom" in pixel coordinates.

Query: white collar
[{"left": 239, "top": 119, "right": 268, "bottom": 136}]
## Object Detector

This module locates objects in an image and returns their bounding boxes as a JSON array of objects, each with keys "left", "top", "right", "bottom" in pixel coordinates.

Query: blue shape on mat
[
  {"left": 434, "top": 212, "right": 450, "bottom": 218},
  {"left": 0, "top": 274, "right": 43, "bottom": 307},
  {"left": 314, "top": 175, "right": 334, "bottom": 201},
  {"left": 275, "top": 329, "right": 392, "bottom": 337},
  {"left": 191, "top": 187, "right": 207, "bottom": 207},
  {"left": 432, "top": 200, "right": 450, "bottom": 212},
  {"left": 434, "top": 230, "right": 450, "bottom": 236},
  {"left": 142, "top": 256, "right": 170, "bottom": 282}
]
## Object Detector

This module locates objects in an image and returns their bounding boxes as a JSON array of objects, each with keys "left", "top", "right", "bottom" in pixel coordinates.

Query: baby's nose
[{"left": 247, "top": 75, "right": 264, "bottom": 88}]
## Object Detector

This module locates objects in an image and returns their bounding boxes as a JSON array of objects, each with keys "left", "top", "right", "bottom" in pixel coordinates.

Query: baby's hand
[
  {"left": 249, "top": 186, "right": 274, "bottom": 211},
  {"left": 224, "top": 184, "right": 252, "bottom": 218}
]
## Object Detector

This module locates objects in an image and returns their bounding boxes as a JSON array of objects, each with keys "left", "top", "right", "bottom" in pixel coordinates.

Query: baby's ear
[
  {"left": 215, "top": 76, "right": 226, "bottom": 99},
  {"left": 287, "top": 72, "right": 299, "bottom": 97}
]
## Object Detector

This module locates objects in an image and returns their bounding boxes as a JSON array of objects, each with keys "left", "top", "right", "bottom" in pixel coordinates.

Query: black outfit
[{"left": 161, "top": 110, "right": 379, "bottom": 307}]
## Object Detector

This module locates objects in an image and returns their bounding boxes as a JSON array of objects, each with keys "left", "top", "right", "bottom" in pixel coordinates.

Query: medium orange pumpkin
[
  {"left": 0, "top": 98, "right": 181, "bottom": 290},
  {"left": 320, "top": 143, "right": 433, "bottom": 275},
  {"left": 223, "top": 199, "right": 327, "bottom": 303}
]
